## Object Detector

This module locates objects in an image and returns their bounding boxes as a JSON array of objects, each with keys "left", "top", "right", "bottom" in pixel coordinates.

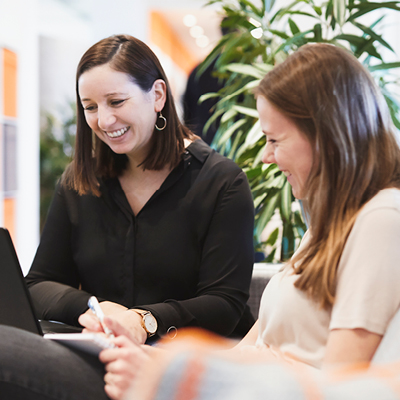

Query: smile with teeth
[{"left": 106, "top": 126, "right": 129, "bottom": 138}]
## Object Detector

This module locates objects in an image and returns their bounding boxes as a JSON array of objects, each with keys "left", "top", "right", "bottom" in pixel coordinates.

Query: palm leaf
[
  {"left": 352, "top": 21, "right": 394, "bottom": 52},
  {"left": 333, "top": 0, "right": 347, "bottom": 26},
  {"left": 348, "top": 1, "right": 400, "bottom": 21},
  {"left": 202, "top": 0, "right": 400, "bottom": 262},
  {"left": 223, "top": 63, "right": 266, "bottom": 78},
  {"left": 369, "top": 62, "right": 400, "bottom": 72}
]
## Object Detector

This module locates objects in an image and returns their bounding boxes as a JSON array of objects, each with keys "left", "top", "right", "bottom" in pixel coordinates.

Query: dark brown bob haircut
[
  {"left": 256, "top": 43, "right": 400, "bottom": 309},
  {"left": 63, "top": 34, "right": 193, "bottom": 196}
]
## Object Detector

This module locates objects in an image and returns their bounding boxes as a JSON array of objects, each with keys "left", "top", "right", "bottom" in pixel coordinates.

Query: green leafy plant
[
  {"left": 40, "top": 103, "right": 76, "bottom": 231},
  {"left": 202, "top": 0, "right": 400, "bottom": 262}
]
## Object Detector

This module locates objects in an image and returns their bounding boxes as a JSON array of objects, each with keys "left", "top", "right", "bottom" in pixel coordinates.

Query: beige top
[{"left": 256, "top": 188, "right": 400, "bottom": 369}]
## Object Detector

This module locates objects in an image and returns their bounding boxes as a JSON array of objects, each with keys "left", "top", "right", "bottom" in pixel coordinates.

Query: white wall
[
  {"left": 381, "top": 9, "right": 400, "bottom": 95},
  {"left": 38, "top": 0, "right": 94, "bottom": 122},
  {"left": 38, "top": 0, "right": 149, "bottom": 122},
  {"left": 86, "top": 0, "right": 148, "bottom": 42}
]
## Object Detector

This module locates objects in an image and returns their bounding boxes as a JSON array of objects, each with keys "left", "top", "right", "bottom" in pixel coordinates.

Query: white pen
[{"left": 88, "top": 296, "right": 115, "bottom": 338}]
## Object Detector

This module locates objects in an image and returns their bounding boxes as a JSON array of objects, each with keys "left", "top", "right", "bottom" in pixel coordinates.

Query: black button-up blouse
[{"left": 26, "top": 140, "right": 255, "bottom": 338}]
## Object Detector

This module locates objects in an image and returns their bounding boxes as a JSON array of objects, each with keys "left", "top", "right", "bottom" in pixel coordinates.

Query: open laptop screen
[{"left": 0, "top": 228, "right": 43, "bottom": 335}]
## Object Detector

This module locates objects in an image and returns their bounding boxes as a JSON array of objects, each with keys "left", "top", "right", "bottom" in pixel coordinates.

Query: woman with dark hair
[
  {"left": 69, "top": 34, "right": 190, "bottom": 195},
  {"left": 24, "top": 33, "right": 255, "bottom": 343},
  {"left": 0, "top": 33, "right": 254, "bottom": 399}
]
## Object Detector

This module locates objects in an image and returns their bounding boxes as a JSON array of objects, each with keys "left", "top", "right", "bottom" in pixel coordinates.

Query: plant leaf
[
  {"left": 266, "top": 227, "right": 279, "bottom": 246},
  {"left": 280, "top": 180, "right": 292, "bottom": 223},
  {"left": 232, "top": 105, "right": 260, "bottom": 118},
  {"left": 313, "top": 5, "right": 323, "bottom": 15},
  {"left": 204, "top": 108, "right": 225, "bottom": 138},
  {"left": 239, "top": 0, "right": 264, "bottom": 16},
  {"left": 221, "top": 108, "right": 238, "bottom": 123},
  {"left": 268, "top": 29, "right": 290, "bottom": 40},
  {"left": 356, "top": 37, "right": 382, "bottom": 60},
  {"left": 273, "top": 29, "right": 314, "bottom": 55},
  {"left": 264, "top": 0, "right": 276, "bottom": 13},
  {"left": 243, "top": 120, "right": 262, "bottom": 145},
  {"left": 199, "top": 92, "right": 220, "bottom": 103},
  {"left": 253, "top": 144, "right": 266, "bottom": 167},
  {"left": 218, "top": 80, "right": 260, "bottom": 104},
  {"left": 254, "top": 63, "right": 275, "bottom": 74},
  {"left": 333, "top": 0, "right": 347, "bottom": 27},
  {"left": 217, "top": 119, "right": 247, "bottom": 147},
  {"left": 223, "top": 63, "right": 266, "bottom": 78},
  {"left": 255, "top": 192, "right": 280, "bottom": 239},
  {"left": 314, "top": 23, "right": 322, "bottom": 42},
  {"left": 254, "top": 192, "right": 268, "bottom": 208},
  {"left": 270, "top": 0, "right": 307, "bottom": 23},
  {"left": 281, "top": 221, "right": 295, "bottom": 260},
  {"left": 333, "top": 34, "right": 382, "bottom": 59},
  {"left": 228, "top": 128, "right": 246, "bottom": 158},
  {"left": 368, "top": 62, "right": 400, "bottom": 72},
  {"left": 352, "top": 21, "right": 394, "bottom": 52},
  {"left": 289, "top": 18, "right": 300, "bottom": 35},
  {"left": 348, "top": 1, "right": 400, "bottom": 21},
  {"left": 265, "top": 247, "right": 277, "bottom": 263}
]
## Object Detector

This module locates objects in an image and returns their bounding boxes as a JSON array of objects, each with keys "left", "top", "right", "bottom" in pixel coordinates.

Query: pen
[{"left": 87, "top": 296, "right": 115, "bottom": 338}]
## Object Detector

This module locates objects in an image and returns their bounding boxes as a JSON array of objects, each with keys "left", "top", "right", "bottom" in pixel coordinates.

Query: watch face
[{"left": 144, "top": 314, "right": 157, "bottom": 334}]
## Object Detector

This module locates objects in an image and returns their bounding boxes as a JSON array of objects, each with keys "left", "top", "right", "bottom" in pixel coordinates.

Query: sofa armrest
[{"left": 248, "top": 263, "right": 282, "bottom": 319}]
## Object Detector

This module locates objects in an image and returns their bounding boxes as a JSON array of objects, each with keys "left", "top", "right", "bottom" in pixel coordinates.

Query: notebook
[{"left": 0, "top": 227, "right": 114, "bottom": 354}]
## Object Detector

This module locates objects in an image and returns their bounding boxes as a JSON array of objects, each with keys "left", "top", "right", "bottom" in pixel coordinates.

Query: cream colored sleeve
[{"left": 330, "top": 205, "right": 400, "bottom": 335}]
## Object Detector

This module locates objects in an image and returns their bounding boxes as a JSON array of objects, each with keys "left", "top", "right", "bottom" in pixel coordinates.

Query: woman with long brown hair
[
  {"left": 239, "top": 42, "right": 400, "bottom": 367},
  {"left": 101, "top": 43, "right": 400, "bottom": 399}
]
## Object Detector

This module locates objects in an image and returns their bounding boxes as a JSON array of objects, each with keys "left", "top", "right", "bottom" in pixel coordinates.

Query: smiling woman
[
  {"left": 256, "top": 96, "right": 313, "bottom": 199},
  {"left": 26, "top": 33, "right": 255, "bottom": 341},
  {"left": 0, "top": 33, "right": 257, "bottom": 400},
  {"left": 67, "top": 34, "right": 190, "bottom": 197},
  {"left": 118, "top": 43, "right": 400, "bottom": 400},
  {"left": 78, "top": 65, "right": 165, "bottom": 162},
  {"left": 248, "top": 44, "right": 400, "bottom": 370},
  {"left": 76, "top": 64, "right": 175, "bottom": 215}
]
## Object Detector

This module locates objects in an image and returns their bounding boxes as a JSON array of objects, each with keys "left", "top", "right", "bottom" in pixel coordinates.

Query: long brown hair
[
  {"left": 256, "top": 43, "right": 400, "bottom": 308},
  {"left": 63, "top": 34, "right": 193, "bottom": 196}
]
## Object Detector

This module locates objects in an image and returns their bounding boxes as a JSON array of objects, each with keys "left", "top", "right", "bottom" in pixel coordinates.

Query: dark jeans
[{"left": 0, "top": 325, "right": 109, "bottom": 400}]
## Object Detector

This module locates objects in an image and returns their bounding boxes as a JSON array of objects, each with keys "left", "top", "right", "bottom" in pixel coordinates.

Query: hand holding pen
[{"left": 88, "top": 296, "right": 115, "bottom": 338}]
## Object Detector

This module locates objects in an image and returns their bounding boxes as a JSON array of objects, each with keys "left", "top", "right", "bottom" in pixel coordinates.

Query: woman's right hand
[
  {"left": 78, "top": 301, "right": 127, "bottom": 333},
  {"left": 78, "top": 301, "right": 148, "bottom": 344}
]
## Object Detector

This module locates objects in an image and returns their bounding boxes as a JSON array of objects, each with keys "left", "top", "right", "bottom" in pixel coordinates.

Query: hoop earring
[{"left": 155, "top": 112, "right": 167, "bottom": 131}]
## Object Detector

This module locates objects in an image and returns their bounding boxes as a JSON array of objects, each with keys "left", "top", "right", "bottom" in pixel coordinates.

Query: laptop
[
  {"left": 0, "top": 227, "right": 82, "bottom": 335},
  {"left": 0, "top": 227, "right": 117, "bottom": 355}
]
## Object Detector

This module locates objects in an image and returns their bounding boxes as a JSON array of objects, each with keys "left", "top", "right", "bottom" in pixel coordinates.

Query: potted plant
[
  {"left": 40, "top": 103, "right": 76, "bottom": 231},
  {"left": 201, "top": 0, "right": 400, "bottom": 262}
]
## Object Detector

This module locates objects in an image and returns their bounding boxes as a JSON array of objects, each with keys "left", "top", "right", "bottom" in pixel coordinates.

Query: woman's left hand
[{"left": 100, "top": 336, "right": 150, "bottom": 400}]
